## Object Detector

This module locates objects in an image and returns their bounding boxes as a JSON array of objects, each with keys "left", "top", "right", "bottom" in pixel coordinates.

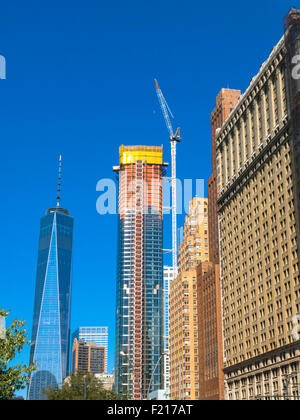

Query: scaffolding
[{"left": 132, "top": 160, "right": 144, "bottom": 400}]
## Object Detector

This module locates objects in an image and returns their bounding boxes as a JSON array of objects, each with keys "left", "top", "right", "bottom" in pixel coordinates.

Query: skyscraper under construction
[{"left": 113, "top": 145, "right": 167, "bottom": 400}]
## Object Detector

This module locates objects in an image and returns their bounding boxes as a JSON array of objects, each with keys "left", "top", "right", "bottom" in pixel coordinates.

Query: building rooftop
[{"left": 46, "top": 207, "right": 70, "bottom": 216}]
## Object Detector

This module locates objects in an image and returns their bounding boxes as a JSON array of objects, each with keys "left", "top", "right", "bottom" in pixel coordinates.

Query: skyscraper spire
[
  {"left": 56, "top": 155, "right": 62, "bottom": 208},
  {"left": 46, "top": 155, "right": 69, "bottom": 216}
]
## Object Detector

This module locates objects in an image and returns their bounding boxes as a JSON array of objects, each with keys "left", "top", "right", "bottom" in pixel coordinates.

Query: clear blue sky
[{"left": 0, "top": 0, "right": 291, "bottom": 397}]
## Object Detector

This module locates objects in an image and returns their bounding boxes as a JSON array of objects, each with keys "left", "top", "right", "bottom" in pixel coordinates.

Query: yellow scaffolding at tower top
[{"left": 119, "top": 145, "right": 164, "bottom": 166}]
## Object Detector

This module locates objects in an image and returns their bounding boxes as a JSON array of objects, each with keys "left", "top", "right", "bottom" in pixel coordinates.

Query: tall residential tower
[
  {"left": 113, "top": 145, "right": 166, "bottom": 400},
  {"left": 197, "top": 88, "right": 241, "bottom": 400},
  {"left": 71, "top": 339, "right": 106, "bottom": 375},
  {"left": 71, "top": 326, "right": 108, "bottom": 373},
  {"left": 163, "top": 265, "right": 175, "bottom": 397},
  {"left": 170, "top": 197, "right": 209, "bottom": 399}
]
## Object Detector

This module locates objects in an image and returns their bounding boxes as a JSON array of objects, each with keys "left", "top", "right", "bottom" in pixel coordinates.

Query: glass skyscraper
[
  {"left": 72, "top": 327, "right": 108, "bottom": 349},
  {"left": 27, "top": 169, "right": 74, "bottom": 400},
  {"left": 113, "top": 145, "right": 166, "bottom": 400},
  {"left": 71, "top": 327, "right": 108, "bottom": 373}
]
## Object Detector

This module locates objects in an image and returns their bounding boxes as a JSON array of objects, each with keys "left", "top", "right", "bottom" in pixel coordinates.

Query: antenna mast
[{"left": 56, "top": 155, "right": 62, "bottom": 208}]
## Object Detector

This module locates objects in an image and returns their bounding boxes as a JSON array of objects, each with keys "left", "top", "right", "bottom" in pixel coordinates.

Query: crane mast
[{"left": 155, "top": 79, "right": 181, "bottom": 276}]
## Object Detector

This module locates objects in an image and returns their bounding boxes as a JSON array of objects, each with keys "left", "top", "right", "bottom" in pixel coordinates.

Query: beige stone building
[
  {"left": 170, "top": 198, "right": 209, "bottom": 399},
  {"left": 216, "top": 9, "right": 300, "bottom": 400}
]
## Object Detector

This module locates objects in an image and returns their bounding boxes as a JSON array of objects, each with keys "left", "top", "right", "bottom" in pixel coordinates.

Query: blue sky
[{"left": 0, "top": 0, "right": 291, "bottom": 398}]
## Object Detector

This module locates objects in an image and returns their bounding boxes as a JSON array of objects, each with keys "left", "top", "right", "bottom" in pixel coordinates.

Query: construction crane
[{"left": 154, "top": 78, "right": 181, "bottom": 276}]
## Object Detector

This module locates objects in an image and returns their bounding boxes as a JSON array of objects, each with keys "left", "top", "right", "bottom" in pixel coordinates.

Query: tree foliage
[
  {"left": 0, "top": 309, "right": 36, "bottom": 400},
  {"left": 44, "top": 372, "right": 121, "bottom": 400}
]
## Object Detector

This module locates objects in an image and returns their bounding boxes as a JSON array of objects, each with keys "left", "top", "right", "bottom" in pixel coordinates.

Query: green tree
[
  {"left": 44, "top": 372, "right": 122, "bottom": 400},
  {"left": 0, "top": 309, "right": 36, "bottom": 400}
]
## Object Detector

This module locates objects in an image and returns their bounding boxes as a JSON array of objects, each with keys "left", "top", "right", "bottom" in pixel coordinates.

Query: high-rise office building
[
  {"left": 71, "top": 327, "right": 108, "bottom": 373},
  {"left": 178, "top": 197, "right": 210, "bottom": 273},
  {"left": 209, "top": 88, "right": 241, "bottom": 265},
  {"left": 28, "top": 159, "right": 74, "bottom": 400},
  {"left": 170, "top": 198, "right": 209, "bottom": 400},
  {"left": 113, "top": 145, "right": 166, "bottom": 400},
  {"left": 196, "top": 88, "right": 241, "bottom": 401},
  {"left": 71, "top": 339, "right": 106, "bottom": 375},
  {"left": 217, "top": 9, "right": 300, "bottom": 399}
]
